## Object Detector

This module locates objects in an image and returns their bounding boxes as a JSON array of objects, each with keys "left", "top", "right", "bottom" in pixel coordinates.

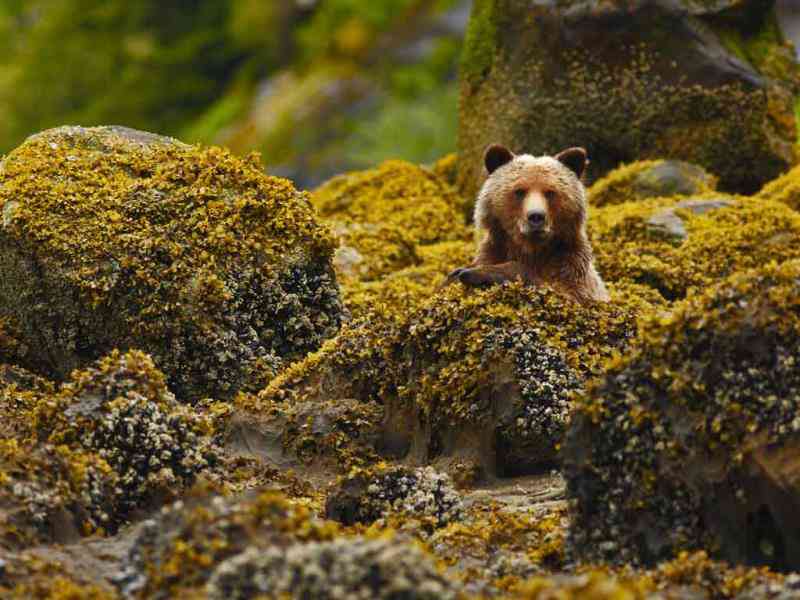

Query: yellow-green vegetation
[
  {"left": 312, "top": 160, "right": 471, "bottom": 283},
  {"left": 757, "top": 160, "right": 800, "bottom": 210},
  {"left": 587, "top": 160, "right": 717, "bottom": 207},
  {"left": 565, "top": 259, "right": 800, "bottom": 569},
  {"left": 510, "top": 550, "right": 783, "bottom": 599},
  {"left": 0, "top": 126, "right": 342, "bottom": 400},
  {"left": 589, "top": 193, "right": 800, "bottom": 300},
  {"left": 126, "top": 489, "right": 341, "bottom": 599},
  {"left": 0, "top": 350, "right": 218, "bottom": 545},
  {"left": 0, "top": 554, "right": 120, "bottom": 600},
  {"left": 245, "top": 282, "right": 637, "bottom": 476}
]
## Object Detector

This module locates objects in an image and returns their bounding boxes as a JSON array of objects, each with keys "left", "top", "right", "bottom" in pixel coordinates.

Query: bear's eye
[
  {"left": 544, "top": 190, "right": 558, "bottom": 203},
  {"left": 513, "top": 188, "right": 527, "bottom": 201}
]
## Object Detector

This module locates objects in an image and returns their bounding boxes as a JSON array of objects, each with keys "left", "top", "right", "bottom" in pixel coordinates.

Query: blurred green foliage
[{"left": 0, "top": 0, "right": 464, "bottom": 182}]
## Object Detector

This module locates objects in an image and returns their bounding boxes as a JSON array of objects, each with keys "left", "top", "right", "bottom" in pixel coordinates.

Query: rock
[
  {"left": 458, "top": 0, "right": 799, "bottom": 199},
  {"left": 590, "top": 195, "right": 800, "bottom": 300},
  {"left": 121, "top": 490, "right": 338, "bottom": 599},
  {"left": 311, "top": 160, "right": 471, "bottom": 283},
  {"left": 0, "top": 126, "right": 342, "bottom": 401},
  {"left": 564, "top": 260, "right": 800, "bottom": 570},
  {"left": 0, "top": 350, "right": 218, "bottom": 540},
  {"left": 325, "top": 464, "right": 463, "bottom": 528},
  {"left": 206, "top": 537, "right": 459, "bottom": 600},
  {"left": 248, "top": 284, "right": 636, "bottom": 479},
  {"left": 589, "top": 160, "right": 718, "bottom": 207},
  {"left": 646, "top": 198, "right": 734, "bottom": 241}
]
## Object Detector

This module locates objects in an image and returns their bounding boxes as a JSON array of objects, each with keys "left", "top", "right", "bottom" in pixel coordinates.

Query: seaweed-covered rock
[
  {"left": 0, "top": 126, "right": 342, "bottom": 400},
  {"left": 590, "top": 195, "right": 800, "bottom": 301},
  {"left": 120, "top": 490, "right": 338, "bottom": 599},
  {"left": 312, "top": 160, "right": 471, "bottom": 283},
  {"left": 564, "top": 260, "right": 800, "bottom": 570},
  {"left": 758, "top": 161, "right": 800, "bottom": 211},
  {"left": 248, "top": 283, "right": 636, "bottom": 478},
  {"left": 325, "top": 464, "right": 463, "bottom": 528},
  {"left": 0, "top": 439, "right": 117, "bottom": 549},
  {"left": 0, "top": 350, "right": 218, "bottom": 538},
  {"left": 588, "top": 160, "right": 718, "bottom": 207},
  {"left": 458, "top": 0, "right": 799, "bottom": 198},
  {"left": 206, "top": 537, "right": 459, "bottom": 600}
]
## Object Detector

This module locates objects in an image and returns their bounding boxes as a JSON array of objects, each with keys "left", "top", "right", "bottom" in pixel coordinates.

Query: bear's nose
[{"left": 527, "top": 210, "right": 546, "bottom": 228}]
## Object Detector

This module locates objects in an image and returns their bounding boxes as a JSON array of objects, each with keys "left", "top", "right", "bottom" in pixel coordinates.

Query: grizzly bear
[{"left": 445, "top": 144, "right": 609, "bottom": 304}]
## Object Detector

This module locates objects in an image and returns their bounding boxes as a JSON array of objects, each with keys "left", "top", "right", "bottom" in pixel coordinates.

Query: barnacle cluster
[
  {"left": 0, "top": 125, "right": 342, "bottom": 401},
  {"left": 325, "top": 464, "right": 463, "bottom": 528},
  {"left": 120, "top": 489, "right": 340, "bottom": 599},
  {"left": 255, "top": 282, "right": 636, "bottom": 476},
  {"left": 0, "top": 349, "right": 218, "bottom": 545},
  {"left": 206, "top": 537, "right": 459, "bottom": 600},
  {"left": 564, "top": 260, "right": 800, "bottom": 568}
]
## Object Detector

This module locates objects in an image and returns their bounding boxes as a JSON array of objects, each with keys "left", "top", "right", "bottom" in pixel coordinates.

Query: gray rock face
[
  {"left": 647, "top": 198, "right": 734, "bottom": 240},
  {"left": 458, "top": 0, "right": 799, "bottom": 199},
  {"left": 0, "top": 126, "right": 342, "bottom": 401}
]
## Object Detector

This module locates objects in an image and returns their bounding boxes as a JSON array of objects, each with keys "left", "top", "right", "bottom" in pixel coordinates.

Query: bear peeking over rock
[{"left": 446, "top": 144, "right": 609, "bottom": 304}]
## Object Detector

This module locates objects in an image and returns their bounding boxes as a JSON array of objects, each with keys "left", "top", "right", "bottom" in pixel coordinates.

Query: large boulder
[
  {"left": 0, "top": 126, "right": 342, "bottom": 400},
  {"left": 564, "top": 260, "right": 800, "bottom": 570},
  {"left": 458, "top": 0, "right": 799, "bottom": 198},
  {"left": 242, "top": 284, "right": 637, "bottom": 478}
]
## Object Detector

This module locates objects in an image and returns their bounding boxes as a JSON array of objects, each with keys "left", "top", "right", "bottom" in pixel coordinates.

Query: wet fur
[{"left": 445, "top": 147, "right": 609, "bottom": 304}]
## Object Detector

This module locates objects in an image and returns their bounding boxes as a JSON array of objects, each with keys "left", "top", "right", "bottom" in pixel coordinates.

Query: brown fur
[{"left": 444, "top": 144, "right": 609, "bottom": 304}]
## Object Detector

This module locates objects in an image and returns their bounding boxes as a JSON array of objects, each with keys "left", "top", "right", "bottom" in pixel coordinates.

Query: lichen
[{"left": 0, "top": 126, "right": 342, "bottom": 401}]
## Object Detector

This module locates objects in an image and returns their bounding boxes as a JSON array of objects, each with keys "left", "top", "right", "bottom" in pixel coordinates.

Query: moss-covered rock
[
  {"left": 458, "top": 0, "right": 799, "bottom": 199},
  {"left": 0, "top": 126, "right": 342, "bottom": 400},
  {"left": 312, "top": 160, "right": 471, "bottom": 284},
  {"left": 121, "top": 489, "right": 339, "bottom": 599},
  {"left": 588, "top": 160, "right": 718, "bottom": 207},
  {"left": 244, "top": 283, "right": 636, "bottom": 478},
  {"left": 590, "top": 194, "right": 800, "bottom": 301},
  {"left": 564, "top": 259, "right": 800, "bottom": 570}
]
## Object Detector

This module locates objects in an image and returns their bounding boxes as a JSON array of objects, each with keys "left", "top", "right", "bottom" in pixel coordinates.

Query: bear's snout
[{"left": 527, "top": 210, "right": 546, "bottom": 228}]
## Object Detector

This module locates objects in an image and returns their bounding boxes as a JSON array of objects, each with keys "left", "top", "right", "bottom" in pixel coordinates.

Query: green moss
[
  {"left": 460, "top": 0, "right": 499, "bottom": 87},
  {"left": 758, "top": 160, "right": 800, "bottom": 210},
  {"left": 565, "top": 259, "right": 800, "bottom": 568},
  {"left": 0, "top": 126, "right": 342, "bottom": 400}
]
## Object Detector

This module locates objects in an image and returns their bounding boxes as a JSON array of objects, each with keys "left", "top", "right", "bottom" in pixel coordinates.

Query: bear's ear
[
  {"left": 484, "top": 144, "right": 515, "bottom": 175},
  {"left": 555, "top": 147, "right": 588, "bottom": 179}
]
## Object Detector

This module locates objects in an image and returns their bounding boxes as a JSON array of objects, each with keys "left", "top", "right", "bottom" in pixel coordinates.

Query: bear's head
[{"left": 474, "top": 144, "right": 588, "bottom": 252}]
